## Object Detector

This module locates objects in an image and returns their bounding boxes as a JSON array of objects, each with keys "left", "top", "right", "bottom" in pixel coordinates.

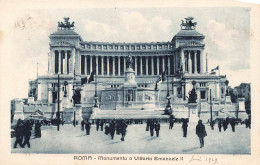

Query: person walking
[
  {"left": 169, "top": 118, "right": 174, "bottom": 129},
  {"left": 196, "top": 120, "right": 207, "bottom": 148},
  {"left": 146, "top": 119, "right": 150, "bottom": 131},
  {"left": 155, "top": 120, "right": 161, "bottom": 137},
  {"left": 100, "top": 120, "right": 104, "bottom": 131},
  {"left": 230, "top": 119, "right": 236, "bottom": 132},
  {"left": 22, "top": 120, "right": 32, "bottom": 148},
  {"left": 81, "top": 120, "right": 85, "bottom": 131},
  {"left": 218, "top": 120, "right": 222, "bottom": 132},
  {"left": 120, "top": 119, "right": 128, "bottom": 141},
  {"left": 85, "top": 120, "right": 91, "bottom": 135},
  {"left": 34, "top": 120, "right": 41, "bottom": 138},
  {"left": 182, "top": 119, "right": 188, "bottom": 137},
  {"left": 150, "top": 120, "right": 155, "bottom": 136},
  {"left": 223, "top": 120, "right": 227, "bottom": 131},
  {"left": 96, "top": 119, "right": 100, "bottom": 131},
  {"left": 109, "top": 120, "right": 116, "bottom": 140},
  {"left": 14, "top": 119, "right": 24, "bottom": 148}
]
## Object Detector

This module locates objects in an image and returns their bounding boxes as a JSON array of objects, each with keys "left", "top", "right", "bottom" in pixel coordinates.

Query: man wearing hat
[{"left": 196, "top": 120, "right": 207, "bottom": 148}]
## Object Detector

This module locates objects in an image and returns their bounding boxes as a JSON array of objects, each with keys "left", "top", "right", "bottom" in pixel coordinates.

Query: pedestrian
[
  {"left": 104, "top": 122, "right": 110, "bottom": 135},
  {"left": 223, "top": 120, "right": 227, "bottom": 131},
  {"left": 196, "top": 120, "right": 207, "bottom": 148},
  {"left": 22, "top": 120, "right": 32, "bottom": 148},
  {"left": 121, "top": 119, "right": 128, "bottom": 141},
  {"left": 210, "top": 120, "right": 214, "bottom": 130},
  {"left": 100, "top": 120, "right": 104, "bottom": 131},
  {"left": 169, "top": 118, "right": 174, "bottom": 129},
  {"left": 182, "top": 119, "right": 188, "bottom": 137},
  {"left": 13, "top": 119, "right": 24, "bottom": 148},
  {"left": 146, "top": 119, "right": 150, "bottom": 131},
  {"left": 155, "top": 120, "right": 160, "bottom": 137},
  {"left": 150, "top": 120, "right": 155, "bottom": 136},
  {"left": 218, "top": 120, "right": 222, "bottom": 132},
  {"left": 81, "top": 120, "right": 85, "bottom": 131},
  {"left": 85, "top": 120, "right": 91, "bottom": 135},
  {"left": 109, "top": 120, "right": 116, "bottom": 140},
  {"left": 96, "top": 119, "right": 100, "bottom": 131},
  {"left": 230, "top": 119, "right": 236, "bottom": 132},
  {"left": 34, "top": 120, "right": 41, "bottom": 138}
]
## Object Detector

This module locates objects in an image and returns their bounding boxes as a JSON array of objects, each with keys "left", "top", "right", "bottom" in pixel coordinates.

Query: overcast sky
[{"left": 1, "top": 7, "right": 251, "bottom": 99}]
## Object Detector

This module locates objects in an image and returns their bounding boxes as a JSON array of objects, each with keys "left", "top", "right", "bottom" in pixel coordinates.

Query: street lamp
[
  {"left": 57, "top": 74, "right": 61, "bottom": 131},
  {"left": 164, "top": 69, "right": 172, "bottom": 115}
]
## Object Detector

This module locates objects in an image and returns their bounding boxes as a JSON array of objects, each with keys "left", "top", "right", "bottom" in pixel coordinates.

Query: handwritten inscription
[{"left": 189, "top": 155, "right": 218, "bottom": 164}]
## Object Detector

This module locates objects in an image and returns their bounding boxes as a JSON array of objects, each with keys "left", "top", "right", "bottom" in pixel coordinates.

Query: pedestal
[
  {"left": 13, "top": 99, "right": 25, "bottom": 122},
  {"left": 225, "top": 96, "right": 232, "bottom": 105},
  {"left": 62, "top": 97, "right": 69, "bottom": 108},
  {"left": 73, "top": 104, "right": 83, "bottom": 122},
  {"left": 53, "top": 101, "right": 63, "bottom": 119},
  {"left": 188, "top": 103, "right": 199, "bottom": 123}
]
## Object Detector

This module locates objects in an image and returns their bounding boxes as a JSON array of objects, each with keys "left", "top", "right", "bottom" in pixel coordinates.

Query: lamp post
[
  {"left": 164, "top": 69, "right": 172, "bottom": 115},
  {"left": 72, "top": 81, "right": 76, "bottom": 127},
  {"left": 94, "top": 67, "right": 98, "bottom": 108},
  {"left": 57, "top": 74, "right": 60, "bottom": 131}
]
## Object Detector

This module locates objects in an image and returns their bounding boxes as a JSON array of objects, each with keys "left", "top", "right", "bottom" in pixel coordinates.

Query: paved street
[{"left": 11, "top": 123, "right": 250, "bottom": 154}]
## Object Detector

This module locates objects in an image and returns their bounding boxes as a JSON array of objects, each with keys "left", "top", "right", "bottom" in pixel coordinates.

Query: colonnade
[
  {"left": 181, "top": 49, "right": 204, "bottom": 74},
  {"left": 51, "top": 50, "right": 72, "bottom": 74},
  {"left": 80, "top": 55, "right": 175, "bottom": 76}
]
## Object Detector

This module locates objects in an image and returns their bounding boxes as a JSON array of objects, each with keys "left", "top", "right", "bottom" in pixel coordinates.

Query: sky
[{"left": 1, "top": 7, "right": 251, "bottom": 99}]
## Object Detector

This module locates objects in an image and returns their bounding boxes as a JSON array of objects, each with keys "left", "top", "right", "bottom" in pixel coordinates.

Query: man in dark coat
[
  {"left": 182, "top": 119, "right": 188, "bottom": 137},
  {"left": 14, "top": 119, "right": 24, "bottom": 148},
  {"left": 169, "top": 118, "right": 174, "bottom": 129},
  {"left": 34, "top": 120, "right": 42, "bottom": 138},
  {"left": 155, "top": 121, "right": 161, "bottom": 137},
  {"left": 96, "top": 119, "right": 100, "bottom": 131},
  {"left": 230, "top": 119, "right": 236, "bottom": 132},
  {"left": 146, "top": 119, "right": 150, "bottom": 131},
  {"left": 109, "top": 120, "right": 116, "bottom": 140},
  {"left": 100, "top": 120, "right": 104, "bottom": 131},
  {"left": 150, "top": 120, "right": 155, "bottom": 136},
  {"left": 22, "top": 120, "right": 32, "bottom": 148},
  {"left": 223, "top": 120, "right": 227, "bottom": 131},
  {"left": 120, "top": 119, "right": 128, "bottom": 141},
  {"left": 218, "top": 120, "right": 222, "bottom": 132},
  {"left": 81, "top": 120, "right": 85, "bottom": 131},
  {"left": 85, "top": 120, "right": 91, "bottom": 135},
  {"left": 196, "top": 120, "right": 207, "bottom": 148}
]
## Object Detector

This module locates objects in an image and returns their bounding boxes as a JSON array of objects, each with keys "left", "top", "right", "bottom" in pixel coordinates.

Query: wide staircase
[{"left": 90, "top": 109, "right": 170, "bottom": 120}]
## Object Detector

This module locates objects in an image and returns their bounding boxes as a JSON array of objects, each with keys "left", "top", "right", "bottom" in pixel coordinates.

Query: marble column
[
  {"left": 157, "top": 56, "right": 159, "bottom": 75},
  {"left": 113, "top": 56, "right": 115, "bottom": 76},
  {"left": 95, "top": 56, "right": 98, "bottom": 75},
  {"left": 162, "top": 56, "right": 165, "bottom": 71},
  {"left": 188, "top": 51, "right": 192, "bottom": 74},
  {"left": 146, "top": 56, "right": 148, "bottom": 75},
  {"left": 181, "top": 49, "right": 185, "bottom": 71},
  {"left": 194, "top": 51, "right": 197, "bottom": 74},
  {"left": 140, "top": 56, "right": 143, "bottom": 75},
  {"left": 101, "top": 56, "right": 103, "bottom": 75},
  {"left": 134, "top": 56, "right": 137, "bottom": 74},
  {"left": 48, "top": 88, "right": 52, "bottom": 104},
  {"left": 85, "top": 55, "right": 87, "bottom": 75},
  {"left": 107, "top": 56, "right": 110, "bottom": 75},
  {"left": 168, "top": 56, "right": 170, "bottom": 74},
  {"left": 64, "top": 51, "right": 68, "bottom": 74},
  {"left": 200, "top": 50, "right": 205, "bottom": 74},
  {"left": 151, "top": 56, "right": 154, "bottom": 75},
  {"left": 90, "top": 56, "right": 92, "bottom": 73},
  {"left": 58, "top": 50, "right": 61, "bottom": 74},
  {"left": 118, "top": 56, "right": 121, "bottom": 75},
  {"left": 123, "top": 56, "right": 126, "bottom": 74}
]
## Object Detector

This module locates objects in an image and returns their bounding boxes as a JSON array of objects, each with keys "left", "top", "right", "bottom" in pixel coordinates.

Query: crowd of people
[
  {"left": 13, "top": 116, "right": 250, "bottom": 149},
  {"left": 81, "top": 119, "right": 128, "bottom": 141},
  {"left": 13, "top": 119, "right": 43, "bottom": 149}
]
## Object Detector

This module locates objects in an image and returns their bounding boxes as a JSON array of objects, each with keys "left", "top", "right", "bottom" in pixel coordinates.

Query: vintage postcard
[{"left": 0, "top": 0, "right": 259, "bottom": 165}]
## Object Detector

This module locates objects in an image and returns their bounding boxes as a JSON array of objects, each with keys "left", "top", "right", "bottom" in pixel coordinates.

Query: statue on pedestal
[
  {"left": 188, "top": 80, "right": 197, "bottom": 103},
  {"left": 126, "top": 54, "right": 133, "bottom": 69},
  {"left": 72, "top": 88, "right": 81, "bottom": 105}
]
